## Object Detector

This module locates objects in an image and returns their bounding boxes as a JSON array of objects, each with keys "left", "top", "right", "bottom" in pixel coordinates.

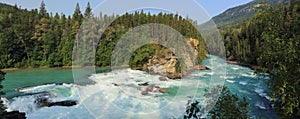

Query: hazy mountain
[{"left": 212, "top": 0, "right": 290, "bottom": 29}]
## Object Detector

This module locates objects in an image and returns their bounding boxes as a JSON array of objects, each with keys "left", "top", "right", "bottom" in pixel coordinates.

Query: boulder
[
  {"left": 138, "top": 82, "right": 149, "bottom": 86},
  {"left": 141, "top": 90, "right": 148, "bottom": 95},
  {"left": 112, "top": 83, "right": 120, "bottom": 86},
  {"left": 159, "top": 77, "right": 168, "bottom": 81},
  {"left": 34, "top": 93, "right": 77, "bottom": 107},
  {"left": 159, "top": 88, "right": 168, "bottom": 93},
  {"left": 154, "top": 85, "right": 161, "bottom": 88},
  {"left": 35, "top": 97, "right": 77, "bottom": 107},
  {"left": 196, "top": 65, "right": 211, "bottom": 70},
  {"left": 167, "top": 72, "right": 182, "bottom": 79},
  {"left": 146, "top": 85, "right": 154, "bottom": 92},
  {"left": 47, "top": 100, "right": 77, "bottom": 107}
]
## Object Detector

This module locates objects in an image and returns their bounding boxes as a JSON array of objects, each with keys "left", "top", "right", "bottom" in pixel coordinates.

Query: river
[{"left": 1, "top": 55, "right": 277, "bottom": 119}]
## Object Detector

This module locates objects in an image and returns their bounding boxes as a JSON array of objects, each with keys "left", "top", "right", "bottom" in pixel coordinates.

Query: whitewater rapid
[
  {"left": 2, "top": 55, "right": 277, "bottom": 119},
  {"left": 3, "top": 69, "right": 208, "bottom": 118}
]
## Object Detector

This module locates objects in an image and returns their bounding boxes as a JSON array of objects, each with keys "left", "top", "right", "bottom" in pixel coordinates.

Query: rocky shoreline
[{"left": 226, "top": 60, "right": 256, "bottom": 70}]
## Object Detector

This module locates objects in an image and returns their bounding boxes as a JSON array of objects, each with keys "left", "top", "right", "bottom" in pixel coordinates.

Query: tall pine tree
[
  {"left": 84, "top": 2, "right": 92, "bottom": 18},
  {"left": 39, "top": 0, "right": 47, "bottom": 18}
]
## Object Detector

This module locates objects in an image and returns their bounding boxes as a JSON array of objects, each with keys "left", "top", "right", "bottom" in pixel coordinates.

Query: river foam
[{"left": 3, "top": 55, "right": 277, "bottom": 119}]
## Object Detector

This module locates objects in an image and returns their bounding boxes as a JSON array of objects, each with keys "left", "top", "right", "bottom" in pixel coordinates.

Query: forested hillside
[
  {"left": 223, "top": 1, "right": 300, "bottom": 118},
  {"left": 213, "top": 0, "right": 289, "bottom": 29},
  {"left": 0, "top": 2, "right": 206, "bottom": 69}
]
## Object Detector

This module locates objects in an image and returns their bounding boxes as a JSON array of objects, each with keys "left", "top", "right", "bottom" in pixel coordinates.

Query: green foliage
[
  {"left": 96, "top": 11, "right": 207, "bottom": 67},
  {"left": 129, "top": 44, "right": 158, "bottom": 68},
  {"left": 0, "top": 2, "right": 207, "bottom": 69},
  {"left": 39, "top": 0, "right": 47, "bottom": 18},
  {"left": 175, "top": 59, "right": 181, "bottom": 72},
  {"left": 184, "top": 86, "right": 249, "bottom": 119},
  {"left": 224, "top": 1, "right": 300, "bottom": 118},
  {"left": 256, "top": 1, "right": 300, "bottom": 118},
  {"left": 72, "top": 3, "right": 83, "bottom": 23},
  {"left": 0, "top": 2, "right": 78, "bottom": 68},
  {"left": 84, "top": 2, "right": 92, "bottom": 18},
  {"left": 207, "top": 86, "right": 249, "bottom": 119}
]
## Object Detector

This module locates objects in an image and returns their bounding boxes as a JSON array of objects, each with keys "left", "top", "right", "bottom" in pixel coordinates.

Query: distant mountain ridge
[{"left": 212, "top": 0, "right": 290, "bottom": 29}]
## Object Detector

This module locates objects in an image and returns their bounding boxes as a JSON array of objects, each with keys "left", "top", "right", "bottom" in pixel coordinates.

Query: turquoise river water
[{"left": 1, "top": 55, "right": 277, "bottom": 119}]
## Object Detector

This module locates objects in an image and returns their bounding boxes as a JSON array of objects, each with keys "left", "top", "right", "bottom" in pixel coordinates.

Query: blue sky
[{"left": 0, "top": 0, "right": 252, "bottom": 17}]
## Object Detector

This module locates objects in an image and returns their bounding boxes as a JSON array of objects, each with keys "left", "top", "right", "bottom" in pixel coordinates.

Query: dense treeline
[
  {"left": 0, "top": 1, "right": 206, "bottom": 69},
  {"left": 223, "top": 1, "right": 300, "bottom": 118},
  {"left": 96, "top": 11, "right": 207, "bottom": 67},
  {"left": 0, "top": 1, "right": 81, "bottom": 68}
]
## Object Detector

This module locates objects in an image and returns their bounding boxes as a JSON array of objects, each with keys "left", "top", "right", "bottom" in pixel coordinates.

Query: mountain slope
[{"left": 212, "top": 0, "right": 290, "bottom": 29}]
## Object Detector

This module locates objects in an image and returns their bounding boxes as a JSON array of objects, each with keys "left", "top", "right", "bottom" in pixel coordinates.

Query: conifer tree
[
  {"left": 39, "top": 0, "right": 47, "bottom": 18},
  {"left": 84, "top": 2, "right": 92, "bottom": 18}
]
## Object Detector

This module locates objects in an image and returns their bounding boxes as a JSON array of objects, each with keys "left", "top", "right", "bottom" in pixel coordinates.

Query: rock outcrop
[
  {"left": 138, "top": 82, "right": 150, "bottom": 86},
  {"left": 159, "top": 77, "right": 168, "bottom": 81},
  {"left": 189, "top": 38, "right": 199, "bottom": 56},
  {"left": 34, "top": 92, "right": 77, "bottom": 108},
  {"left": 144, "top": 56, "right": 209, "bottom": 79},
  {"left": 145, "top": 55, "right": 182, "bottom": 79},
  {"left": 35, "top": 97, "right": 77, "bottom": 107},
  {"left": 132, "top": 38, "right": 209, "bottom": 79},
  {"left": 195, "top": 64, "right": 211, "bottom": 70},
  {"left": 140, "top": 84, "right": 168, "bottom": 95}
]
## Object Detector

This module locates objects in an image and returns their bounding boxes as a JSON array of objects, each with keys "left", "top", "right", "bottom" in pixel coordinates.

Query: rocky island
[{"left": 130, "top": 38, "right": 210, "bottom": 79}]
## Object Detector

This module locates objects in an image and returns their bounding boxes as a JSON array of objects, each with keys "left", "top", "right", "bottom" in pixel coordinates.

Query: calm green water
[
  {"left": 1, "top": 68, "right": 110, "bottom": 98},
  {"left": 2, "top": 68, "right": 73, "bottom": 98}
]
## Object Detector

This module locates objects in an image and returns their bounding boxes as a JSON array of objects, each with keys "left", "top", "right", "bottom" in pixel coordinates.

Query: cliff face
[
  {"left": 136, "top": 38, "right": 208, "bottom": 79},
  {"left": 144, "top": 53, "right": 181, "bottom": 79}
]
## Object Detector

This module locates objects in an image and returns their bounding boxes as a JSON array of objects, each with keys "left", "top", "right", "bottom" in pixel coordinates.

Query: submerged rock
[
  {"left": 112, "top": 83, "right": 120, "bottom": 86},
  {"left": 195, "top": 65, "right": 211, "bottom": 70},
  {"left": 158, "top": 88, "right": 168, "bottom": 93},
  {"left": 47, "top": 100, "right": 77, "bottom": 107},
  {"left": 34, "top": 93, "right": 77, "bottom": 107},
  {"left": 159, "top": 77, "right": 168, "bottom": 81},
  {"left": 35, "top": 97, "right": 77, "bottom": 107},
  {"left": 146, "top": 85, "right": 154, "bottom": 92},
  {"left": 139, "top": 84, "right": 168, "bottom": 95},
  {"left": 154, "top": 85, "right": 160, "bottom": 88},
  {"left": 0, "top": 111, "right": 26, "bottom": 119},
  {"left": 166, "top": 72, "right": 182, "bottom": 79},
  {"left": 141, "top": 90, "right": 148, "bottom": 95},
  {"left": 138, "top": 82, "right": 149, "bottom": 86}
]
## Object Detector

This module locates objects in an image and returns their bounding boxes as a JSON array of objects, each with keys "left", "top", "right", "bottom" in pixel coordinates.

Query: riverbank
[
  {"left": 226, "top": 60, "right": 256, "bottom": 70},
  {"left": 1, "top": 66, "right": 52, "bottom": 71},
  {"left": 1, "top": 66, "right": 111, "bottom": 72}
]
